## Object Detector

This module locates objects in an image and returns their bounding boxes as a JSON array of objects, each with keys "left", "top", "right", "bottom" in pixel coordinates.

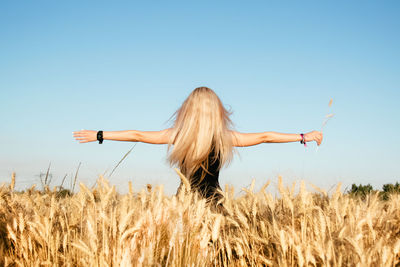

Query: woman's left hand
[
  {"left": 73, "top": 130, "right": 97, "bottom": 143},
  {"left": 304, "top": 131, "right": 323, "bottom": 146}
]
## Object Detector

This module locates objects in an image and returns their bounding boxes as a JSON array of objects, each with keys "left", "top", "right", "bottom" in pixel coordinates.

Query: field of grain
[{"left": 1, "top": 173, "right": 399, "bottom": 266}]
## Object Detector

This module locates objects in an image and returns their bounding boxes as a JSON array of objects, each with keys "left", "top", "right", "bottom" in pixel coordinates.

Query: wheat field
[{"left": 1, "top": 173, "right": 400, "bottom": 267}]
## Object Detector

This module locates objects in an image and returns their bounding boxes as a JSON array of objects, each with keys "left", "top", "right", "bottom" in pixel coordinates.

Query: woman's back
[
  {"left": 188, "top": 149, "right": 222, "bottom": 201},
  {"left": 73, "top": 86, "right": 323, "bottom": 207},
  {"left": 169, "top": 87, "right": 233, "bottom": 203}
]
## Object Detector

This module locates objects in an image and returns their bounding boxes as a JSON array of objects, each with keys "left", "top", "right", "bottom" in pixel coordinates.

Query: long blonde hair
[{"left": 167, "top": 87, "right": 234, "bottom": 183}]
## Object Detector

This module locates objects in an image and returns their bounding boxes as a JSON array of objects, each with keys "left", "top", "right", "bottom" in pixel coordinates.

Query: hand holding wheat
[{"left": 304, "top": 131, "right": 323, "bottom": 146}]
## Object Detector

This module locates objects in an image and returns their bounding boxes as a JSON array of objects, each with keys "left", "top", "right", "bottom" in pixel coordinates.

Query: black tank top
[{"left": 188, "top": 150, "right": 222, "bottom": 201}]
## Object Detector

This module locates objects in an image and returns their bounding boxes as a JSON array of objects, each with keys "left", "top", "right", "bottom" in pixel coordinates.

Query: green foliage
[
  {"left": 56, "top": 188, "right": 73, "bottom": 199},
  {"left": 380, "top": 182, "right": 400, "bottom": 201},
  {"left": 347, "top": 183, "right": 374, "bottom": 200},
  {"left": 347, "top": 182, "right": 400, "bottom": 201}
]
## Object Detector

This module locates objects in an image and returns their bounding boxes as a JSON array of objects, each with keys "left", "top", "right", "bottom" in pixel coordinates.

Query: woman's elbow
[
  {"left": 131, "top": 130, "right": 142, "bottom": 142},
  {"left": 262, "top": 132, "right": 273, "bottom": 143}
]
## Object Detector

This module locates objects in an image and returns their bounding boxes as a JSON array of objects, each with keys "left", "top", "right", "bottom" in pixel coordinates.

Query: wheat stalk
[{"left": 1, "top": 175, "right": 399, "bottom": 266}]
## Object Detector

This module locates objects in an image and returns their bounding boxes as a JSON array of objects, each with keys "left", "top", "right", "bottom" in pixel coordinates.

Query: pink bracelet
[{"left": 300, "top": 133, "right": 307, "bottom": 147}]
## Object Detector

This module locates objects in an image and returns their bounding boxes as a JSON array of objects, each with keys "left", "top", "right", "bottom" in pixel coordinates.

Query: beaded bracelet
[{"left": 300, "top": 133, "right": 306, "bottom": 147}]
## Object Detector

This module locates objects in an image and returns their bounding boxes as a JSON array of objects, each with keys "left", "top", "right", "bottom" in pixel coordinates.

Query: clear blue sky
[{"left": 1, "top": 1, "right": 399, "bottom": 195}]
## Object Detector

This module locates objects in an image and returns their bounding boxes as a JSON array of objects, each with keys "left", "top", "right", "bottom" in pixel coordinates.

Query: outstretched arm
[
  {"left": 231, "top": 130, "right": 323, "bottom": 147},
  {"left": 73, "top": 128, "right": 172, "bottom": 144}
]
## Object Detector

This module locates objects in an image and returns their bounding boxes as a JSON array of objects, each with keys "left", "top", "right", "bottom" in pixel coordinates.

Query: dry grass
[{"left": 1, "top": 174, "right": 400, "bottom": 266}]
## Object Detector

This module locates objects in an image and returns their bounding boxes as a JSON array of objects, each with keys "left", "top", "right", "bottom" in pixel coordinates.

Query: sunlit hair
[{"left": 167, "top": 87, "right": 234, "bottom": 183}]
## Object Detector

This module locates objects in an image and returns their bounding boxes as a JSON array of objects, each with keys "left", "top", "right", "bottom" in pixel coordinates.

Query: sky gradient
[{"left": 1, "top": 1, "right": 399, "bottom": 196}]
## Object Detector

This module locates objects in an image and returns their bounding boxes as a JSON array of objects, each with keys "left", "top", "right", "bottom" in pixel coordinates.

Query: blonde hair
[{"left": 167, "top": 87, "right": 234, "bottom": 183}]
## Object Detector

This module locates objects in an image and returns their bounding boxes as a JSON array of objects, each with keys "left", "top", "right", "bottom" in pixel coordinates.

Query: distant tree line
[{"left": 347, "top": 182, "right": 400, "bottom": 201}]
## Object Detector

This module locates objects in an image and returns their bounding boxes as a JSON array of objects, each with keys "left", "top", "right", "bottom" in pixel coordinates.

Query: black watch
[{"left": 97, "top": 131, "right": 104, "bottom": 144}]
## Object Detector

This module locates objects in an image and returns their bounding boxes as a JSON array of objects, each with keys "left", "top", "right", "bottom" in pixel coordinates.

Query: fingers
[
  {"left": 73, "top": 133, "right": 87, "bottom": 138},
  {"left": 73, "top": 130, "right": 93, "bottom": 136},
  {"left": 73, "top": 130, "right": 87, "bottom": 135},
  {"left": 74, "top": 137, "right": 89, "bottom": 142},
  {"left": 303, "top": 131, "right": 324, "bottom": 146},
  {"left": 316, "top": 132, "right": 323, "bottom": 146},
  {"left": 306, "top": 131, "right": 323, "bottom": 146},
  {"left": 73, "top": 129, "right": 93, "bottom": 143}
]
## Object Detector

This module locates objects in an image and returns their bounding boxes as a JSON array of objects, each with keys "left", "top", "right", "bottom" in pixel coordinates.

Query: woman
[{"left": 73, "top": 87, "right": 323, "bottom": 204}]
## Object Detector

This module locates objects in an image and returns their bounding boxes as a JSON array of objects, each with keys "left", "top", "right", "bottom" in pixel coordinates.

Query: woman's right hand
[
  {"left": 304, "top": 131, "right": 323, "bottom": 146},
  {"left": 73, "top": 130, "right": 97, "bottom": 143}
]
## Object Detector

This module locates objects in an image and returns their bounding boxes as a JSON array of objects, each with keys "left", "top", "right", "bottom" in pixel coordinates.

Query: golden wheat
[{"left": 0, "top": 175, "right": 399, "bottom": 266}]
